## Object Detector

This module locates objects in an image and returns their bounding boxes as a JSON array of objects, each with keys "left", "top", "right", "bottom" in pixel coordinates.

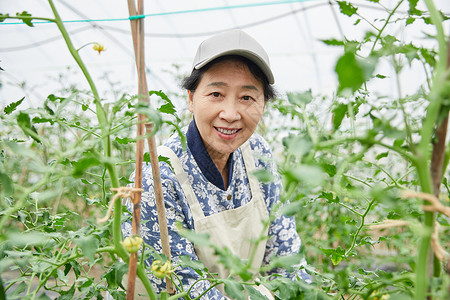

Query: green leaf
[
  {"left": 321, "top": 163, "right": 337, "bottom": 177},
  {"left": 337, "top": 1, "right": 358, "bottom": 17},
  {"left": 159, "top": 102, "right": 176, "bottom": 115},
  {"left": 214, "top": 247, "right": 253, "bottom": 281},
  {"left": 375, "top": 152, "right": 389, "bottom": 160},
  {"left": 283, "top": 134, "right": 312, "bottom": 158},
  {"left": 4, "top": 97, "right": 24, "bottom": 114},
  {"left": 319, "top": 191, "right": 339, "bottom": 204},
  {"left": 332, "top": 103, "right": 347, "bottom": 130},
  {"left": 263, "top": 278, "right": 303, "bottom": 299},
  {"left": 322, "top": 38, "right": 345, "bottom": 46},
  {"left": 179, "top": 255, "right": 206, "bottom": 275},
  {"left": 407, "top": 0, "right": 421, "bottom": 16},
  {"left": 16, "top": 11, "right": 33, "bottom": 27},
  {"left": 134, "top": 103, "right": 163, "bottom": 131},
  {"left": 119, "top": 176, "right": 133, "bottom": 184},
  {"left": 115, "top": 137, "right": 133, "bottom": 144},
  {"left": 150, "top": 90, "right": 178, "bottom": 118},
  {"left": 335, "top": 52, "right": 362, "bottom": 94},
  {"left": 0, "top": 171, "right": 14, "bottom": 196},
  {"left": 284, "top": 165, "right": 323, "bottom": 186},
  {"left": 321, "top": 246, "right": 346, "bottom": 265},
  {"left": 143, "top": 152, "right": 150, "bottom": 165},
  {"left": 74, "top": 235, "right": 99, "bottom": 262},
  {"left": 279, "top": 201, "right": 304, "bottom": 217},
  {"left": 17, "top": 111, "right": 41, "bottom": 143},
  {"left": 158, "top": 155, "right": 171, "bottom": 167},
  {"left": 245, "top": 285, "right": 269, "bottom": 300},
  {"left": 252, "top": 169, "right": 274, "bottom": 183},
  {"left": 7, "top": 232, "right": 49, "bottom": 247},
  {"left": 393, "top": 139, "right": 404, "bottom": 148},
  {"left": 335, "top": 51, "right": 377, "bottom": 94},
  {"left": 102, "top": 261, "right": 128, "bottom": 290},
  {"left": 7, "top": 282, "right": 26, "bottom": 298},
  {"left": 223, "top": 278, "right": 245, "bottom": 300},
  {"left": 176, "top": 222, "right": 211, "bottom": 246},
  {"left": 57, "top": 283, "right": 76, "bottom": 300},
  {"left": 32, "top": 117, "right": 55, "bottom": 125},
  {"left": 0, "top": 276, "right": 5, "bottom": 300},
  {"left": 406, "top": 16, "right": 416, "bottom": 25},
  {"left": 268, "top": 253, "right": 304, "bottom": 271},
  {"left": 47, "top": 94, "right": 66, "bottom": 103},
  {"left": 287, "top": 90, "right": 312, "bottom": 106},
  {"left": 72, "top": 154, "right": 101, "bottom": 177}
]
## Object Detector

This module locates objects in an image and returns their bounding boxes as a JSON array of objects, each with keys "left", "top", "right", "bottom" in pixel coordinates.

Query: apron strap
[
  {"left": 240, "top": 141, "right": 264, "bottom": 200},
  {"left": 157, "top": 145, "right": 205, "bottom": 219}
]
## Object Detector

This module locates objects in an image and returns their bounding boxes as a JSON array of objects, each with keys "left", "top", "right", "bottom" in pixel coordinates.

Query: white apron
[
  {"left": 158, "top": 141, "right": 272, "bottom": 298},
  {"left": 118, "top": 141, "right": 274, "bottom": 299}
]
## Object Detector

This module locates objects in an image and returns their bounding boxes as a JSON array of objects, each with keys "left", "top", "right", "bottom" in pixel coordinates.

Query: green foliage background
[{"left": 1, "top": 0, "right": 450, "bottom": 299}]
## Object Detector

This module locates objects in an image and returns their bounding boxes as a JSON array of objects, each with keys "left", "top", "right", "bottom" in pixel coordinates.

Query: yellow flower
[
  {"left": 93, "top": 43, "right": 106, "bottom": 54},
  {"left": 151, "top": 260, "right": 173, "bottom": 278},
  {"left": 121, "top": 235, "right": 143, "bottom": 253}
]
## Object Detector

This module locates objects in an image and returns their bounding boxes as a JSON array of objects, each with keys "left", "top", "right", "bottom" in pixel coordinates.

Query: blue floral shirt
[{"left": 123, "top": 121, "right": 310, "bottom": 299}]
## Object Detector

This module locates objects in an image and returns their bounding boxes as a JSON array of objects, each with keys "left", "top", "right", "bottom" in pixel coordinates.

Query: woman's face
[{"left": 189, "top": 58, "right": 265, "bottom": 161}]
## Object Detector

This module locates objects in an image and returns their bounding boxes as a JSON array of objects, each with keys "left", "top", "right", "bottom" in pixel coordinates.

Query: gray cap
[{"left": 192, "top": 29, "right": 274, "bottom": 84}]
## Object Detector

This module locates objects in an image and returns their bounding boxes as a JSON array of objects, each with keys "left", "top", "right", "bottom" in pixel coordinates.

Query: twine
[
  {"left": 97, "top": 187, "right": 143, "bottom": 223},
  {"left": 397, "top": 190, "right": 449, "bottom": 261},
  {"left": 431, "top": 222, "right": 448, "bottom": 262},
  {"left": 401, "top": 190, "right": 450, "bottom": 217},
  {"left": 368, "top": 219, "right": 410, "bottom": 230}
]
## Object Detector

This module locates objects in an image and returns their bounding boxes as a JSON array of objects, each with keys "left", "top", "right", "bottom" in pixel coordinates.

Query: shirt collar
[{"left": 187, "top": 119, "right": 234, "bottom": 190}]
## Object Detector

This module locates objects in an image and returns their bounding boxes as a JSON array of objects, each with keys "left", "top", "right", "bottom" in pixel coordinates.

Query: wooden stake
[
  {"left": 126, "top": 0, "right": 174, "bottom": 297},
  {"left": 126, "top": 1, "right": 146, "bottom": 299},
  {"left": 145, "top": 123, "right": 174, "bottom": 294}
]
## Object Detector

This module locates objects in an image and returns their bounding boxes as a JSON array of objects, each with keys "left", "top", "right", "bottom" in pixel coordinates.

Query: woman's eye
[
  {"left": 242, "top": 95, "right": 252, "bottom": 101},
  {"left": 211, "top": 92, "right": 221, "bottom": 97}
]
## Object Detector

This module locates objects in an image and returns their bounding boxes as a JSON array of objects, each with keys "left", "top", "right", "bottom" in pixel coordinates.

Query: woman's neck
[{"left": 209, "top": 151, "right": 230, "bottom": 189}]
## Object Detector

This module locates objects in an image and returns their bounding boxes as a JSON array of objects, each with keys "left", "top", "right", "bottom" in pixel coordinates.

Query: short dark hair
[{"left": 181, "top": 55, "right": 277, "bottom": 102}]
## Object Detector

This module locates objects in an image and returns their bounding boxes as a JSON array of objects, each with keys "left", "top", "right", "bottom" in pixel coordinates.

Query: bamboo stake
[
  {"left": 126, "top": 0, "right": 146, "bottom": 299},
  {"left": 145, "top": 123, "right": 174, "bottom": 294},
  {"left": 126, "top": 0, "right": 174, "bottom": 296}
]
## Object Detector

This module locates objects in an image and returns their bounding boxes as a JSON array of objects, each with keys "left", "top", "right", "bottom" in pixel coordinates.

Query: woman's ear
[{"left": 188, "top": 90, "right": 194, "bottom": 113}]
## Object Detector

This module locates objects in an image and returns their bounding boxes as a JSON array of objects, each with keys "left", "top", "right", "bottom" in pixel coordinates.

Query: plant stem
[
  {"left": 46, "top": 0, "right": 118, "bottom": 187},
  {"left": 45, "top": 2, "right": 130, "bottom": 294},
  {"left": 414, "top": 0, "right": 448, "bottom": 298},
  {"left": 3, "top": 15, "right": 55, "bottom": 23},
  {"left": 345, "top": 198, "right": 375, "bottom": 256},
  {"left": 370, "top": 0, "right": 404, "bottom": 53}
]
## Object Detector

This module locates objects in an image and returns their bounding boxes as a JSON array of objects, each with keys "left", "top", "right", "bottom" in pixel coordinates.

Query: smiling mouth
[{"left": 215, "top": 127, "right": 241, "bottom": 135}]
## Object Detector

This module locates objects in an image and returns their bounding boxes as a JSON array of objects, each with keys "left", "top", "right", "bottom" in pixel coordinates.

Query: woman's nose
[{"left": 219, "top": 99, "right": 241, "bottom": 122}]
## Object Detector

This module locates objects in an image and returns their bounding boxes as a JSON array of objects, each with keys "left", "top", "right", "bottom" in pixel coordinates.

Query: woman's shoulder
[
  {"left": 161, "top": 127, "right": 188, "bottom": 158},
  {"left": 247, "top": 132, "right": 273, "bottom": 158}
]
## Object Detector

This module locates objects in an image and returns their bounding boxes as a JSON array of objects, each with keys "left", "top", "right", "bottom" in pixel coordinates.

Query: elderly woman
[{"left": 124, "top": 29, "right": 310, "bottom": 299}]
